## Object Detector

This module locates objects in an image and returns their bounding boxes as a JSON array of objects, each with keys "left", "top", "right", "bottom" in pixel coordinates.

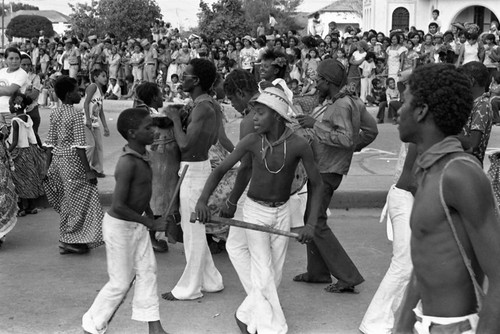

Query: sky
[{"left": 20, "top": 0, "right": 334, "bottom": 28}]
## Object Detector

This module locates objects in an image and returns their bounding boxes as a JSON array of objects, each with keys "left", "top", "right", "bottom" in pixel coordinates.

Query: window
[{"left": 392, "top": 7, "right": 410, "bottom": 30}]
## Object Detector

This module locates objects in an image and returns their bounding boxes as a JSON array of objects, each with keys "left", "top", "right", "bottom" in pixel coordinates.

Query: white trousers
[
  {"left": 360, "top": 185, "right": 413, "bottom": 334},
  {"left": 132, "top": 66, "right": 143, "bottom": 82},
  {"left": 82, "top": 214, "right": 160, "bottom": 334},
  {"left": 413, "top": 300, "right": 478, "bottom": 334},
  {"left": 171, "top": 160, "right": 224, "bottom": 300},
  {"left": 85, "top": 127, "right": 104, "bottom": 174},
  {"left": 236, "top": 198, "right": 290, "bottom": 334}
]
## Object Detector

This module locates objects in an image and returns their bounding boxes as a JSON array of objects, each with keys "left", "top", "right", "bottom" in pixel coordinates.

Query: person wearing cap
[
  {"left": 294, "top": 59, "right": 377, "bottom": 293},
  {"left": 88, "top": 35, "right": 103, "bottom": 72},
  {"left": 161, "top": 58, "right": 224, "bottom": 302},
  {"left": 240, "top": 36, "right": 257, "bottom": 72},
  {"left": 142, "top": 39, "right": 158, "bottom": 83},
  {"left": 194, "top": 86, "right": 322, "bottom": 334},
  {"left": 60, "top": 39, "right": 80, "bottom": 79}
]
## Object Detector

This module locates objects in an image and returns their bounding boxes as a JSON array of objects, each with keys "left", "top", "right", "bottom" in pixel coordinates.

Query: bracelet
[{"left": 226, "top": 198, "right": 237, "bottom": 207}]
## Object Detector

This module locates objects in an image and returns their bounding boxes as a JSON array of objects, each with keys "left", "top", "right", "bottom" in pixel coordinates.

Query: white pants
[
  {"left": 413, "top": 300, "right": 478, "bottom": 334},
  {"left": 69, "top": 64, "right": 79, "bottom": 78},
  {"left": 171, "top": 160, "right": 224, "bottom": 300},
  {"left": 236, "top": 198, "right": 290, "bottom": 334},
  {"left": 132, "top": 66, "right": 143, "bottom": 82},
  {"left": 360, "top": 185, "right": 413, "bottom": 334},
  {"left": 360, "top": 77, "right": 370, "bottom": 102},
  {"left": 85, "top": 127, "right": 104, "bottom": 174},
  {"left": 82, "top": 214, "right": 160, "bottom": 334},
  {"left": 226, "top": 189, "right": 251, "bottom": 293}
]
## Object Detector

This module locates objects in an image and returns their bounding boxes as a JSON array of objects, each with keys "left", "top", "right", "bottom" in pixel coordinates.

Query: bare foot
[
  {"left": 148, "top": 320, "right": 169, "bottom": 334},
  {"left": 161, "top": 292, "right": 178, "bottom": 301}
]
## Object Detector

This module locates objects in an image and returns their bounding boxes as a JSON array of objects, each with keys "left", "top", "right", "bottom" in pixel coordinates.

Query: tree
[
  {"left": 67, "top": 0, "right": 161, "bottom": 41},
  {"left": 0, "top": 2, "right": 39, "bottom": 13},
  {"left": 98, "top": 0, "right": 162, "bottom": 40},
  {"left": 198, "top": 0, "right": 252, "bottom": 41},
  {"left": 5, "top": 15, "right": 54, "bottom": 39},
  {"left": 66, "top": 2, "right": 103, "bottom": 40},
  {"left": 242, "top": 0, "right": 304, "bottom": 34}
]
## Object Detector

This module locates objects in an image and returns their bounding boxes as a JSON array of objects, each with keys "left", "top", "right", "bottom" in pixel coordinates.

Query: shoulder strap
[{"left": 439, "top": 154, "right": 486, "bottom": 310}]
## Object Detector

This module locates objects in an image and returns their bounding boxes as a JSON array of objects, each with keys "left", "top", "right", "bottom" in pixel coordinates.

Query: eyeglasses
[{"left": 182, "top": 73, "right": 198, "bottom": 80}]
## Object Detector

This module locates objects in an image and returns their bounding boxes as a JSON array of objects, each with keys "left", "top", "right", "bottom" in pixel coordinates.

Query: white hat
[
  {"left": 88, "top": 35, "right": 97, "bottom": 41},
  {"left": 140, "top": 39, "right": 150, "bottom": 47},
  {"left": 250, "top": 87, "right": 292, "bottom": 123}
]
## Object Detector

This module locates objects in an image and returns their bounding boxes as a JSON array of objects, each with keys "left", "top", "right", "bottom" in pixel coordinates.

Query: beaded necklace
[{"left": 261, "top": 136, "right": 286, "bottom": 174}]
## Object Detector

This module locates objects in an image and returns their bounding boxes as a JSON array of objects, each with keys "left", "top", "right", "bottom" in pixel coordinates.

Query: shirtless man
[
  {"left": 394, "top": 63, "right": 500, "bottom": 333},
  {"left": 220, "top": 69, "right": 260, "bottom": 293},
  {"left": 195, "top": 87, "right": 322, "bottom": 333},
  {"left": 162, "top": 58, "right": 224, "bottom": 301}
]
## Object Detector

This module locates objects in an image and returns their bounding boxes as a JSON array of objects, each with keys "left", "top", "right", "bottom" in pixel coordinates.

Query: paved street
[{"left": 1, "top": 208, "right": 390, "bottom": 334}]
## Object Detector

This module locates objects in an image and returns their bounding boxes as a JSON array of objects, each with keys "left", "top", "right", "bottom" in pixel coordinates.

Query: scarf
[
  {"left": 122, "top": 145, "right": 151, "bottom": 165},
  {"left": 414, "top": 136, "right": 464, "bottom": 181},
  {"left": 261, "top": 127, "right": 294, "bottom": 161}
]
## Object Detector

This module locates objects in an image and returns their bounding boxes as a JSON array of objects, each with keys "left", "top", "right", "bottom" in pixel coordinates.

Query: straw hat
[
  {"left": 140, "top": 39, "right": 150, "bottom": 47},
  {"left": 250, "top": 87, "right": 292, "bottom": 123}
]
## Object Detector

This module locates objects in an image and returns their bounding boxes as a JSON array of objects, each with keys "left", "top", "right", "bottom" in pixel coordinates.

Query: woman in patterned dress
[
  {"left": 44, "top": 76, "right": 104, "bottom": 255},
  {"left": 0, "top": 123, "right": 18, "bottom": 249}
]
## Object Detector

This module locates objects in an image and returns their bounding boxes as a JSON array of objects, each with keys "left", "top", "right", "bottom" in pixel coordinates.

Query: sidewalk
[{"left": 81, "top": 100, "right": 392, "bottom": 209}]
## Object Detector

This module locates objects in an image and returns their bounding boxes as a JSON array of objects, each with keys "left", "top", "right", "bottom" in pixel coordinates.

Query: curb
[{"left": 37, "top": 190, "right": 388, "bottom": 210}]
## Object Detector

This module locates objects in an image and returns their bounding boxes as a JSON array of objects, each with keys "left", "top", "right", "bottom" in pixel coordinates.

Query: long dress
[
  {"left": 44, "top": 104, "right": 104, "bottom": 248},
  {"left": 387, "top": 45, "right": 407, "bottom": 82},
  {"left": 7, "top": 116, "right": 45, "bottom": 199},
  {"left": 0, "top": 132, "right": 17, "bottom": 242}
]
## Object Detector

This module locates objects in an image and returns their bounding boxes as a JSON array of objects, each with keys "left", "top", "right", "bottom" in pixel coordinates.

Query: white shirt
[{"left": 0, "top": 67, "right": 28, "bottom": 114}]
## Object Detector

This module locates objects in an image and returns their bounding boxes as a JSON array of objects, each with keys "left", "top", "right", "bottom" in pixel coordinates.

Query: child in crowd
[
  {"left": 336, "top": 48, "right": 349, "bottom": 70},
  {"left": 104, "top": 76, "right": 121, "bottom": 100},
  {"left": 288, "top": 79, "right": 301, "bottom": 96},
  {"left": 430, "top": 9, "right": 441, "bottom": 32},
  {"left": 130, "top": 43, "right": 145, "bottom": 82},
  {"left": 376, "top": 77, "right": 400, "bottom": 124},
  {"left": 359, "top": 52, "right": 376, "bottom": 103},
  {"left": 490, "top": 71, "right": 500, "bottom": 124},
  {"left": 6, "top": 92, "right": 45, "bottom": 216},
  {"left": 163, "top": 85, "right": 174, "bottom": 102},
  {"left": 302, "top": 48, "right": 320, "bottom": 80},
  {"left": 173, "top": 85, "right": 190, "bottom": 104},
  {"left": 366, "top": 78, "right": 386, "bottom": 106},
  {"left": 170, "top": 74, "right": 180, "bottom": 92},
  {"left": 374, "top": 58, "right": 387, "bottom": 82},
  {"left": 82, "top": 108, "right": 168, "bottom": 334}
]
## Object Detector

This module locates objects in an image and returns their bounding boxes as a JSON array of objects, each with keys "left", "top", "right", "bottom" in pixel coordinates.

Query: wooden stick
[
  {"left": 190, "top": 212, "right": 299, "bottom": 239},
  {"left": 163, "top": 164, "right": 189, "bottom": 218}
]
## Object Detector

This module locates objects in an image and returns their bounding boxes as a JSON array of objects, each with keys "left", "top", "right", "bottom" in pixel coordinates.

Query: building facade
[{"left": 363, "top": 0, "right": 499, "bottom": 33}]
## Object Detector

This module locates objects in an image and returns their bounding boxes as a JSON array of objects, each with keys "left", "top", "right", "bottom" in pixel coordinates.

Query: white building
[
  {"left": 363, "top": 0, "right": 499, "bottom": 33},
  {"left": 307, "top": 2, "right": 362, "bottom": 38}
]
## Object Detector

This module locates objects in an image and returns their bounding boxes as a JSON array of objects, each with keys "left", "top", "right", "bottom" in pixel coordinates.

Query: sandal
[
  {"left": 17, "top": 210, "right": 26, "bottom": 217},
  {"left": 324, "top": 283, "right": 359, "bottom": 294},
  {"left": 25, "top": 208, "right": 39, "bottom": 215}
]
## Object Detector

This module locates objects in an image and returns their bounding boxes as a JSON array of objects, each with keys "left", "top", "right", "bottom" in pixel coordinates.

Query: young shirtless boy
[
  {"left": 82, "top": 108, "right": 168, "bottom": 334},
  {"left": 195, "top": 87, "right": 323, "bottom": 334}
]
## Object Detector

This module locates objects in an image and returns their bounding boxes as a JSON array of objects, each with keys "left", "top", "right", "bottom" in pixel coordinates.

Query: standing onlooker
[
  {"left": 130, "top": 43, "right": 145, "bottom": 83},
  {"left": 0, "top": 47, "right": 28, "bottom": 126},
  {"left": 386, "top": 34, "right": 407, "bottom": 82},
  {"left": 456, "top": 31, "right": 484, "bottom": 66},
  {"left": 44, "top": 76, "right": 104, "bottom": 254},
  {"left": 83, "top": 69, "right": 110, "bottom": 178},
  {"left": 459, "top": 61, "right": 494, "bottom": 165},
  {"left": 483, "top": 33, "right": 499, "bottom": 89},
  {"left": 256, "top": 22, "right": 265, "bottom": 37},
  {"left": 7, "top": 92, "right": 45, "bottom": 216},
  {"left": 108, "top": 46, "right": 121, "bottom": 80},
  {"left": 142, "top": 39, "right": 158, "bottom": 83},
  {"left": 239, "top": 36, "right": 256, "bottom": 72},
  {"left": 20, "top": 54, "right": 42, "bottom": 143},
  {"left": 359, "top": 52, "right": 376, "bottom": 103}
]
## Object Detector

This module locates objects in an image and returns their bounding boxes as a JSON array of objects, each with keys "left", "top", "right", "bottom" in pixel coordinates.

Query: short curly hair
[
  {"left": 190, "top": 58, "right": 217, "bottom": 92},
  {"left": 408, "top": 63, "right": 473, "bottom": 136},
  {"left": 223, "top": 69, "right": 259, "bottom": 96}
]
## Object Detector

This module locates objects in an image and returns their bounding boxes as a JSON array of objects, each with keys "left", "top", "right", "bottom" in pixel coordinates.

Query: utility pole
[{"left": 1, "top": 0, "right": 4, "bottom": 49}]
